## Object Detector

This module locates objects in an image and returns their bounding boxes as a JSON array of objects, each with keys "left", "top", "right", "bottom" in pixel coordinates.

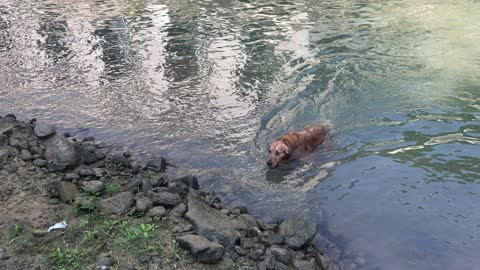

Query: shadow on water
[{"left": 1, "top": 0, "right": 480, "bottom": 269}]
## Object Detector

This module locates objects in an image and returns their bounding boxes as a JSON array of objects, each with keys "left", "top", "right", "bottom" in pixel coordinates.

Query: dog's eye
[{"left": 275, "top": 151, "right": 280, "bottom": 155}]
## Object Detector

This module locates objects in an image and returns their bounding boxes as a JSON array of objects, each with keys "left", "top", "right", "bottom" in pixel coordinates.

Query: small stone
[
  {"left": 95, "top": 151, "right": 106, "bottom": 160},
  {"left": 30, "top": 146, "right": 42, "bottom": 155},
  {"left": 82, "top": 136, "right": 95, "bottom": 142},
  {"left": 63, "top": 172, "right": 80, "bottom": 181},
  {"left": 0, "top": 134, "right": 8, "bottom": 147},
  {"left": 270, "top": 246, "right": 291, "bottom": 265},
  {"left": 96, "top": 142, "right": 108, "bottom": 149},
  {"left": 21, "top": 149, "right": 32, "bottom": 161},
  {"left": 173, "top": 175, "right": 199, "bottom": 190},
  {"left": 147, "top": 206, "right": 167, "bottom": 217},
  {"left": 93, "top": 168, "right": 104, "bottom": 177},
  {"left": 251, "top": 248, "right": 264, "bottom": 260},
  {"left": 81, "top": 180, "right": 105, "bottom": 193},
  {"left": 293, "top": 258, "right": 317, "bottom": 270},
  {"left": 177, "top": 234, "right": 225, "bottom": 264},
  {"left": 47, "top": 162, "right": 69, "bottom": 172},
  {"left": 96, "top": 253, "right": 114, "bottom": 267},
  {"left": 0, "top": 245, "right": 10, "bottom": 260},
  {"left": 136, "top": 197, "right": 154, "bottom": 212},
  {"left": 266, "top": 233, "right": 285, "bottom": 246},
  {"left": 168, "top": 203, "right": 187, "bottom": 221},
  {"left": 240, "top": 238, "right": 256, "bottom": 250},
  {"left": 34, "top": 121, "right": 56, "bottom": 138},
  {"left": 79, "top": 168, "right": 95, "bottom": 177}
]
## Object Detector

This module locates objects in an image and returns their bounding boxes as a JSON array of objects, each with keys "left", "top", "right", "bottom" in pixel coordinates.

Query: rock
[
  {"left": 29, "top": 146, "right": 43, "bottom": 155},
  {"left": 185, "top": 193, "right": 241, "bottom": 248},
  {"left": 149, "top": 191, "right": 182, "bottom": 207},
  {"left": 146, "top": 157, "right": 166, "bottom": 172},
  {"left": 269, "top": 246, "right": 291, "bottom": 265},
  {"left": 278, "top": 215, "right": 317, "bottom": 250},
  {"left": 93, "top": 168, "right": 104, "bottom": 177},
  {"left": 99, "top": 191, "right": 134, "bottom": 215},
  {"left": 96, "top": 252, "right": 114, "bottom": 268},
  {"left": 293, "top": 258, "right": 317, "bottom": 270},
  {"left": 234, "top": 214, "right": 259, "bottom": 237},
  {"left": 95, "top": 151, "right": 106, "bottom": 160},
  {"left": 81, "top": 180, "right": 105, "bottom": 194},
  {"left": 251, "top": 248, "right": 264, "bottom": 261},
  {"left": 74, "top": 194, "right": 97, "bottom": 210},
  {"left": 0, "top": 146, "right": 11, "bottom": 163},
  {"left": 20, "top": 149, "right": 32, "bottom": 161},
  {"left": 1, "top": 121, "right": 34, "bottom": 149},
  {"left": 266, "top": 233, "right": 285, "bottom": 246},
  {"left": 34, "top": 121, "right": 56, "bottom": 138},
  {"left": 168, "top": 202, "right": 187, "bottom": 221},
  {"left": 240, "top": 237, "right": 256, "bottom": 250},
  {"left": 33, "top": 158, "right": 48, "bottom": 167},
  {"left": 55, "top": 181, "right": 79, "bottom": 203},
  {"left": 42, "top": 134, "right": 82, "bottom": 168},
  {"left": 231, "top": 205, "right": 248, "bottom": 216},
  {"left": 63, "top": 172, "right": 80, "bottom": 181},
  {"left": 173, "top": 175, "right": 199, "bottom": 190},
  {"left": 147, "top": 206, "right": 167, "bottom": 217},
  {"left": 234, "top": 245, "right": 247, "bottom": 256},
  {"left": 136, "top": 197, "right": 153, "bottom": 212},
  {"left": 0, "top": 134, "right": 7, "bottom": 146},
  {"left": 79, "top": 168, "right": 95, "bottom": 177},
  {"left": 0, "top": 245, "right": 10, "bottom": 260},
  {"left": 111, "top": 153, "right": 131, "bottom": 168},
  {"left": 47, "top": 162, "right": 69, "bottom": 172},
  {"left": 177, "top": 234, "right": 225, "bottom": 264}
]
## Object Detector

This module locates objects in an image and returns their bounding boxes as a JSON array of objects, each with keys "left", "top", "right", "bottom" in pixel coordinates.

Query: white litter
[{"left": 47, "top": 221, "right": 67, "bottom": 232}]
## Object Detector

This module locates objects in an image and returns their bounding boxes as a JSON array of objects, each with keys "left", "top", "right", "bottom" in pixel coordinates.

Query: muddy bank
[{"left": 0, "top": 114, "right": 344, "bottom": 270}]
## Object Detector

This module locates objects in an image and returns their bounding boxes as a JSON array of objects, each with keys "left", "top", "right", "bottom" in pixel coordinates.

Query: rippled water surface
[{"left": 2, "top": 0, "right": 480, "bottom": 269}]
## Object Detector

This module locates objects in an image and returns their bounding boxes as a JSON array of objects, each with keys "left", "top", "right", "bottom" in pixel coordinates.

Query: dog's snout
[{"left": 266, "top": 159, "right": 272, "bottom": 167}]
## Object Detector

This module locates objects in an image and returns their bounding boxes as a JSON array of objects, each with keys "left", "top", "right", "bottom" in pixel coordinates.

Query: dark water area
[{"left": 1, "top": 0, "right": 480, "bottom": 269}]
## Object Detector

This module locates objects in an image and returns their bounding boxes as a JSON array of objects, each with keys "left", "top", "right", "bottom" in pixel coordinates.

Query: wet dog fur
[{"left": 266, "top": 125, "right": 330, "bottom": 168}]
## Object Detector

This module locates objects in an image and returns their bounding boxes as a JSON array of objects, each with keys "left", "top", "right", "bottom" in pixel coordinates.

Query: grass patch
[
  {"left": 105, "top": 182, "right": 122, "bottom": 194},
  {"left": 50, "top": 246, "right": 88, "bottom": 270}
]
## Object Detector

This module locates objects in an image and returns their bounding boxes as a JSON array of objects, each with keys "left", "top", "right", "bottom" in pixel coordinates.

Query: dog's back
[{"left": 280, "top": 125, "right": 329, "bottom": 159}]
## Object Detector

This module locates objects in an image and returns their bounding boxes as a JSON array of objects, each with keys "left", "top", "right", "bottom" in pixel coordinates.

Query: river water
[{"left": 1, "top": 0, "right": 480, "bottom": 269}]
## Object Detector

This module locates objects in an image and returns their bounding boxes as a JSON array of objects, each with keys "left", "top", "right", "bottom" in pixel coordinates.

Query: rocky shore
[{"left": 0, "top": 114, "right": 343, "bottom": 270}]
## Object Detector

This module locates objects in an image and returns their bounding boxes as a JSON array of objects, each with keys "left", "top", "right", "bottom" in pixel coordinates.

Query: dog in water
[{"left": 266, "top": 125, "right": 330, "bottom": 168}]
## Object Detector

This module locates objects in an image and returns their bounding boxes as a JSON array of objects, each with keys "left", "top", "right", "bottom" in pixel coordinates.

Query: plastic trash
[{"left": 47, "top": 221, "right": 67, "bottom": 232}]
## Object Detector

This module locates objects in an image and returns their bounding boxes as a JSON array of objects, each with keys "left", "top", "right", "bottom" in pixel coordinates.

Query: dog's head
[{"left": 266, "top": 140, "right": 291, "bottom": 168}]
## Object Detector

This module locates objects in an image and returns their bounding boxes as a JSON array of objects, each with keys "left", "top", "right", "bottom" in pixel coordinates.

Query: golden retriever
[{"left": 266, "top": 125, "right": 330, "bottom": 168}]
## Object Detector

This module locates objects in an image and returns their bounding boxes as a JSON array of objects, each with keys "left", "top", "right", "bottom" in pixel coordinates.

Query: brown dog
[{"left": 266, "top": 125, "right": 330, "bottom": 168}]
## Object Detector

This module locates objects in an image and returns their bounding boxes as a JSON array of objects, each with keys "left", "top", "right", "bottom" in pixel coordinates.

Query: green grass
[
  {"left": 50, "top": 246, "right": 87, "bottom": 270},
  {"left": 105, "top": 182, "right": 122, "bottom": 194}
]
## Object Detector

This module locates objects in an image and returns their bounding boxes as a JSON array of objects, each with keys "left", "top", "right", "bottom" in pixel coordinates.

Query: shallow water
[{"left": 1, "top": 0, "right": 480, "bottom": 269}]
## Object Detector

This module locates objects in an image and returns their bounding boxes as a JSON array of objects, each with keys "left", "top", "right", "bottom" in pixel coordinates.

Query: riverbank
[{"left": 0, "top": 114, "right": 343, "bottom": 270}]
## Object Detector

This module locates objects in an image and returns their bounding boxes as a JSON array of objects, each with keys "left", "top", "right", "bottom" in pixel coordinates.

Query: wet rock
[
  {"left": 234, "top": 214, "right": 259, "bottom": 237},
  {"left": 79, "top": 168, "right": 95, "bottom": 177},
  {"left": 167, "top": 181, "right": 188, "bottom": 195},
  {"left": 81, "top": 180, "right": 105, "bottom": 194},
  {"left": 149, "top": 191, "right": 182, "bottom": 207},
  {"left": 4, "top": 114, "right": 16, "bottom": 120},
  {"left": 63, "top": 172, "right": 80, "bottom": 181},
  {"left": 185, "top": 193, "right": 241, "bottom": 248},
  {"left": 146, "top": 157, "right": 166, "bottom": 172},
  {"left": 95, "top": 151, "right": 106, "bottom": 161},
  {"left": 177, "top": 234, "right": 225, "bottom": 264},
  {"left": 279, "top": 215, "right": 317, "bottom": 250},
  {"left": 99, "top": 191, "right": 134, "bottom": 215},
  {"left": 136, "top": 197, "right": 153, "bottom": 212},
  {"left": 55, "top": 181, "right": 79, "bottom": 203},
  {"left": 96, "top": 142, "right": 109, "bottom": 149},
  {"left": 33, "top": 158, "right": 48, "bottom": 167},
  {"left": 173, "top": 175, "right": 199, "bottom": 190},
  {"left": 168, "top": 202, "right": 187, "bottom": 221},
  {"left": 34, "top": 121, "right": 56, "bottom": 138},
  {"left": 43, "top": 134, "right": 82, "bottom": 168},
  {"left": 147, "top": 206, "right": 167, "bottom": 217}
]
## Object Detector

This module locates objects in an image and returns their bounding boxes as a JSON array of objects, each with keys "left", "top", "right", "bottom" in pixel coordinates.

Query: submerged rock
[
  {"left": 278, "top": 215, "right": 317, "bottom": 250},
  {"left": 177, "top": 234, "right": 225, "bottom": 264}
]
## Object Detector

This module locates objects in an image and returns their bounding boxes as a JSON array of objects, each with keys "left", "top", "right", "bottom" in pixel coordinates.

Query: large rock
[
  {"left": 43, "top": 134, "right": 82, "bottom": 168},
  {"left": 55, "top": 181, "right": 79, "bottom": 203},
  {"left": 99, "top": 191, "right": 134, "bottom": 215},
  {"left": 149, "top": 191, "right": 182, "bottom": 207},
  {"left": 278, "top": 215, "right": 317, "bottom": 250},
  {"left": 34, "top": 121, "right": 56, "bottom": 138},
  {"left": 177, "top": 234, "right": 224, "bottom": 264},
  {"left": 185, "top": 193, "right": 241, "bottom": 248},
  {"left": 135, "top": 197, "right": 153, "bottom": 212}
]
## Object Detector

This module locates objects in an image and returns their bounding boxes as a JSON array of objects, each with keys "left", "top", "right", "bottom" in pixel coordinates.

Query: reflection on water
[{"left": 1, "top": 0, "right": 480, "bottom": 269}]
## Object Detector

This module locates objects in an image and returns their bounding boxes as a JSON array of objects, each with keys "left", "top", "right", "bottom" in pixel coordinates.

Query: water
[{"left": 1, "top": 0, "right": 480, "bottom": 269}]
